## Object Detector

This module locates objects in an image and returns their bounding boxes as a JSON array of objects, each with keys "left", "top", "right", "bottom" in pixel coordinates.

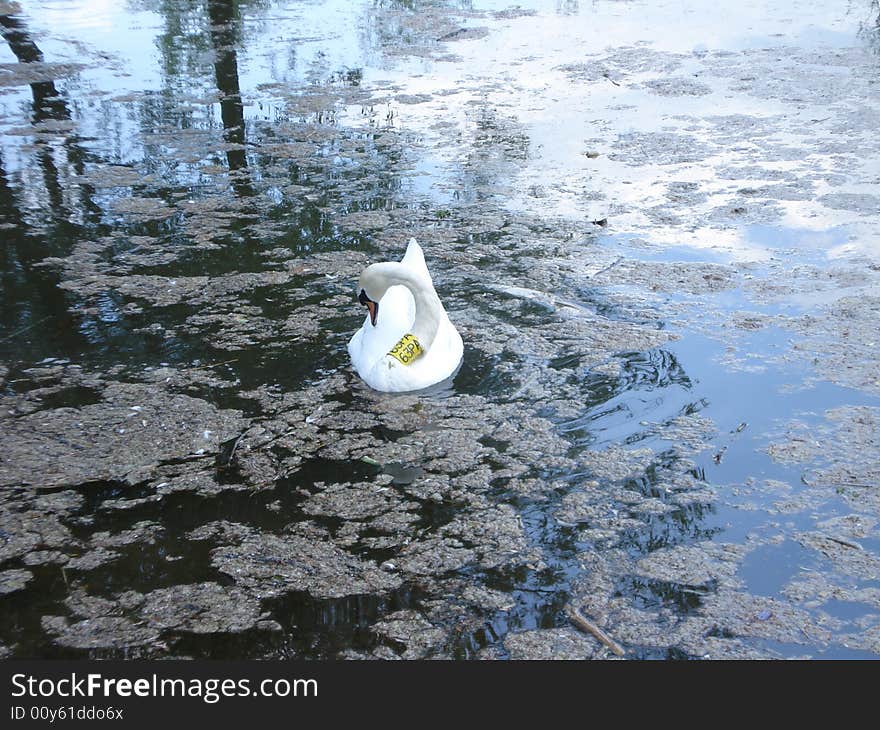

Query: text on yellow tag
[{"left": 388, "top": 333, "right": 423, "bottom": 365}]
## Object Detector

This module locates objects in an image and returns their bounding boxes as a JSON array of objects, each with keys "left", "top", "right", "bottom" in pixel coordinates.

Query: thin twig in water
[
  {"left": 187, "top": 358, "right": 239, "bottom": 372},
  {"left": 566, "top": 604, "right": 626, "bottom": 656},
  {"left": 587, "top": 256, "right": 624, "bottom": 280},
  {"left": 217, "top": 432, "right": 247, "bottom": 471},
  {"left": 603, "top": 73, "right": 621, "bottom": 87},
  {"left": 0, "top": 315, "right": 53, "bottom": 343},
  {"left": 823, "top": 534, "right": 863, "bottom": 550}
]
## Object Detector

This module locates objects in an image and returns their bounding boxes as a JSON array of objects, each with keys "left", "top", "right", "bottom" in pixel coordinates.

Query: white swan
[{"left": 347, "top": 238, "right": 463, "bottom": 392}]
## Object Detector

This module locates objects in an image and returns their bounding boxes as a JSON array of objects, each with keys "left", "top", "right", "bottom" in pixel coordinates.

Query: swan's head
[{"left": 357, "top": 264, "right": 393, "bottom": 327}]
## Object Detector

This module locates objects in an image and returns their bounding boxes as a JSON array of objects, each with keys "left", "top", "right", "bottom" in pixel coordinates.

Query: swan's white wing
[
  {"left": 401, "top": 238, "right": 432, "bottom": 282},
  {"left": 347, "top": 283, "right": 415, "bottom": 376}
]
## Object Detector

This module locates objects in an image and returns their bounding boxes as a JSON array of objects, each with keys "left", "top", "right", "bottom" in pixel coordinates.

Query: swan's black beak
[{"left": 359, "top": 288, "right": 379, "bottom": 326}]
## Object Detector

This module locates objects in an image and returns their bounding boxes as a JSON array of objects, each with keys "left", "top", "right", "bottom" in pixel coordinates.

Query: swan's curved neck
[{"left": 372, "top": 262, "right": 443, "bottom": 348}]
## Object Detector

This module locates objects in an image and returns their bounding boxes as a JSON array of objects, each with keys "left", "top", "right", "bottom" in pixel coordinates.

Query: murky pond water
[{"left": 2, "top": 0, "right": 880, "bottom": 659}]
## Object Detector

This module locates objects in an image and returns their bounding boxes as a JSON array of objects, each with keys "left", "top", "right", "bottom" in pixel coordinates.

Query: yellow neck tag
[{"left": 388, "top": 333, "right": 423, "bottom": 365}]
